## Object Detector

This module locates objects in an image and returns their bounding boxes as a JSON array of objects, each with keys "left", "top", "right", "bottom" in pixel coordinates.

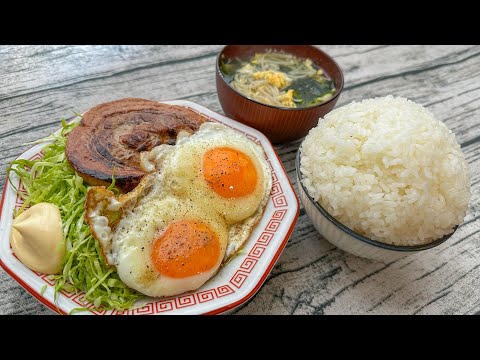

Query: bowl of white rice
[{"left": 297, "top": 96, "right": 471, "bottom": 261}]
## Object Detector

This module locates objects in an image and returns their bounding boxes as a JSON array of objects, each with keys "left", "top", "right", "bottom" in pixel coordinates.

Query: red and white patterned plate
[{"left": 0, "top": 100, "right": 299, "bottom": 315}]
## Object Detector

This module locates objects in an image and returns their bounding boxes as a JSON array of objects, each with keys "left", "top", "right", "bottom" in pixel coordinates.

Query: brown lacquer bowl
[{"left": 216, "top": 45, "right": 344, "bottom": 144}]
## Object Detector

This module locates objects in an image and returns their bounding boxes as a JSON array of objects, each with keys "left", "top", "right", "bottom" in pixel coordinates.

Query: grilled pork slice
[{"left": 66, "top": 98, "right": 205, "bottom": 192}]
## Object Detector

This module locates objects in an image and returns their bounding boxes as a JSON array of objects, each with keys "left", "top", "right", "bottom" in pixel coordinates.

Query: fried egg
[
  {"left": 85, "top": 122, "right": 272, "bottom": 298},
  {"left": 86, "top": 175, "right": 229, "bottom": 297},
  {"left": 142, "top": 122, "right": 272, "bottom": 224}
]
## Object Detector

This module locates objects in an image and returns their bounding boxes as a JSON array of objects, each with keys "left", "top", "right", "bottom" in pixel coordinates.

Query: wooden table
[{"left": 1, "top": 45, "right": 479, "bottom": 315}]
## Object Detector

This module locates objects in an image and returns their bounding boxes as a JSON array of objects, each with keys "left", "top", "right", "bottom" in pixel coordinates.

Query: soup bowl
[{"left": 216, "top": 45, "right": 344, "bottom": 144}]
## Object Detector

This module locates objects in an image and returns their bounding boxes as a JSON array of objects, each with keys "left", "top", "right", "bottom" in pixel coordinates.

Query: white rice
[{"left": 300, "top": 95, "right": 471, "bottom": 246}]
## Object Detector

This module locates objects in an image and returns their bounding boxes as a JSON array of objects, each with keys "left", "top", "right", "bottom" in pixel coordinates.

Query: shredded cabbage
[{"left": 8, "top": 118, "right": 142, "bottom": 312}]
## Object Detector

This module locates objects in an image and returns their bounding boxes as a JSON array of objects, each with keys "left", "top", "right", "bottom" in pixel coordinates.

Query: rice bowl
[{"left": 299, "top": 96, "right": 471, "bottom": 248}]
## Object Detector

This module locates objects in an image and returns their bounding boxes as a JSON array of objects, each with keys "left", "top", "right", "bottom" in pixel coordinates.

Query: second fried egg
[{"left": 86, "top": 177, "right": 229, "bottom": 297}]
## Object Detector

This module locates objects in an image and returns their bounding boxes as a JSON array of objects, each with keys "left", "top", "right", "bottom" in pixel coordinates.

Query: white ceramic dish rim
[{"left": 0, "top": 100, "right": 299, "bottom": 315}]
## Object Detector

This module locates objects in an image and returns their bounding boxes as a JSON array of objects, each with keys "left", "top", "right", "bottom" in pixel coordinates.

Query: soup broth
[{"left": 220, "top": 50, "right": 336, "bottom": 108}]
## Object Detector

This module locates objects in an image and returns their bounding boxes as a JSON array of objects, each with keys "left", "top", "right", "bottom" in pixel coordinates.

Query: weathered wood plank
[{"left": 0, "top": 45, "right": 479, "bottom": 315}]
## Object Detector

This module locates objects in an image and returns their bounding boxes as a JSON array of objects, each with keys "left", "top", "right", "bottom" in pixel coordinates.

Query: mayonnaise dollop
[{"left": 10, "top": 203, "right": 65, "bottom": 274}]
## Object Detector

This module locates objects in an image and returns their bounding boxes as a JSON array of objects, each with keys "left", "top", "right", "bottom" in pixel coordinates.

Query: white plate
[{"left": 0, "top": 100, "right": 299, "bottom": 315}]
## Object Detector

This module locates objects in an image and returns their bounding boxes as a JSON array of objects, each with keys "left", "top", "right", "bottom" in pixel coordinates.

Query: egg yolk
[
  {"left": 151, "top": 220, "right": 220, "bottom": 278},
  {"left": 202, "top": 147, "right": 257, "bottom": 198}
]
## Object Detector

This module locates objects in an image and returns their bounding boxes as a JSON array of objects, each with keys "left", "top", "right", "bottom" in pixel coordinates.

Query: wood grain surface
[{"left": 0, "top": 45, "right": 479, "bottom": 315}]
